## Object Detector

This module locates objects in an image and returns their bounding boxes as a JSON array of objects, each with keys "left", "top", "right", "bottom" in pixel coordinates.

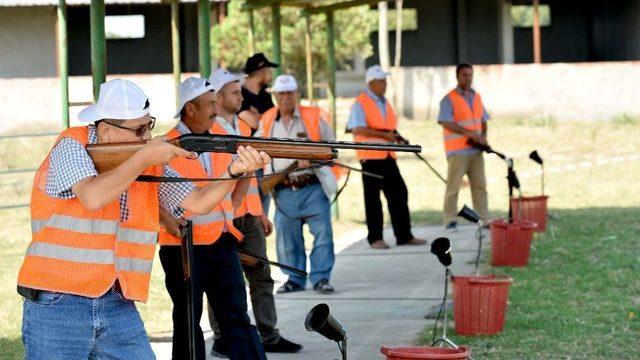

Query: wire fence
[{"left": 0, "top": 132, "right": 58, "bottom": 210}]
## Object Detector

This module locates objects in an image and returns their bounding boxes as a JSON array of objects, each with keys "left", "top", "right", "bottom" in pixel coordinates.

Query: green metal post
[
  {"left": 248, "top": 9, "right": 256, "bottom": 55},
  {"left": 304, "top": 15, "right": 314, "bottom": 100},
  {"left": 57, "top": 0, "right": 69, "bottom": 128},
  {"left": 198, "top": 0, "right": 211, "bottom": 78},
  {"left": 326, "top": 11, "right": 338, "bottom": 218},
  {"left": 90, "top": 0, "right": 106, "bottom": 100},
  {"left": 171, "top": 0, "right": 181, "bottom": 106},
  {"left": 271, "top": 3, "right": 282, "bottom": 76}
]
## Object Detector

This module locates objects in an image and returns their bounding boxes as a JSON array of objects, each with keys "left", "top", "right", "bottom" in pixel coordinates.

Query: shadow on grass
[
  {"left": 0, "top": 336, "right": 23, "bottom": 360},
  {"left": 418, "top": 207, "right": 640, "bottom": 359}
]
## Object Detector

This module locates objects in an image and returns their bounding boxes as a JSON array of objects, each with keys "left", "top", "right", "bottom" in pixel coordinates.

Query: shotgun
[{"left": 87, "top": 134, "right": 422, "bottom": 174}]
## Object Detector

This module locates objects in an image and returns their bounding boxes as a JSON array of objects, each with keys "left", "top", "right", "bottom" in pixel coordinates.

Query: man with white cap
[
  {"left": 157, "top": 76, "right": 269, "bottom": 360},
  {"left": 205, "top": 69, "right": 303, "bottom": 356},
  {"left": 16, "top": 78, "right": 269, "bottom": 359},
  {"left": 347, "top": 65, "right": 426, "bottom": 249},
  {"left": 257, "top": 74, "right": 338, "bottom": 294}
]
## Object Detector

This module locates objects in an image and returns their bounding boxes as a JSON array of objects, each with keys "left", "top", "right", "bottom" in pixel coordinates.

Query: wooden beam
[
  {"left": 171, "top": 0, "right": 181, "bottom": 106},
  {"left": 304, "top": 15, "right": 314, "bottom": 100},
  {"left": 532, "top": 0, "right": 541, "bottom": 63},
  {"left": 271, "top": 3, "right": 282, "bottom": 76},
  {"left": 302, "top": 0, "right": 387, "bottom": 16}
]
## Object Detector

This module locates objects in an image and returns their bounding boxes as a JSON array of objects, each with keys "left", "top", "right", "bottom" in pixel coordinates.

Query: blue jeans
[
  {"left": 274, "top": 183, "right": 335, "bottom": 287},
  {"left": 22, "top": 288, "right": 154, "bottom": 360}
]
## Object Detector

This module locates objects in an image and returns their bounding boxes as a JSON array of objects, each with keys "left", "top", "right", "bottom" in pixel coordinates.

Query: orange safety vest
[
  {"left": 443, "top": 89, "right": 484, "bottom": 156},
  {"left": 261, "top": 106, "right": 343, "bottom": 180},
  {"left": 17, "top": 126, "right": 161, "bottom": 302},
  {"left": 352, "top": 92, "right": 398, "bottom": 160},
  {"left": 157, "top": 127, "right": 243, "bottom": 246},
  {"left": 212, "top": 118, "right": 263, "bottom": 218}
]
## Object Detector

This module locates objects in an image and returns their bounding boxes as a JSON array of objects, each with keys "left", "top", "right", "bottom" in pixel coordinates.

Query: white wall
[
  {"left": 0, "top": 7, "right": 57, "bottom": 78},
  {"left": 391, "top": 61, "right": 640, "bottom": 121}
]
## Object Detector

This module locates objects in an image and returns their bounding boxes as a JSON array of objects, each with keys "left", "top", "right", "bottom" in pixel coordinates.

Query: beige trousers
[{"left": 443, "top": 152, "right": 488, "bottom": 224}]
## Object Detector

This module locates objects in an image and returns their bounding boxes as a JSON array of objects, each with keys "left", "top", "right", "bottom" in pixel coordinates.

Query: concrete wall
[
  {"left": 391, "top": 61, "right": 640, "bottom": 121},
  {"left": 0, "top": 7, "right": 57, "bottom": 78},
  {"left": 0, "top": 73, "right": 195, "bottom": 133}
]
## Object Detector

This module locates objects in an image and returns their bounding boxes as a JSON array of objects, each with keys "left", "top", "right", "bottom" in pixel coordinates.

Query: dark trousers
[
  {"left": 159, "top": 234, "right": 266, "bottom": 360},
  {"left": 208, "top": 215, "right": 280, "bottom": 344},
  {"left": 361, "top": 157, "right": 414, "bottom": 244}
]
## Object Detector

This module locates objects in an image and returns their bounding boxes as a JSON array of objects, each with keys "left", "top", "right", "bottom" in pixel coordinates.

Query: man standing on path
[
  {"left": 437, "top": 63, "right": 490, "bottom": 231},
  {"left": 347, "top": 65, "right": 426, "bottom": 250},
  {"left": 158, "top": 77, "right": 270, "bottom": 360},
  {"left": 257, "top": 74, "right": 337, "bottom": 294},
  {"left": 206, "top": 69, "right": 303, "bottom": 357}
]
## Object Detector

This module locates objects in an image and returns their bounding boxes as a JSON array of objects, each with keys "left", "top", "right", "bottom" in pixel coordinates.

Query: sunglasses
[{"left": 101, "top": 117, "right": 156, "bottom": 137}]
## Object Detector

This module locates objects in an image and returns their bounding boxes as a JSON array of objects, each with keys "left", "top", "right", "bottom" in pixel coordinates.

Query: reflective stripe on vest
[
  {"left": 157, "top": 126, "right": 243, "bottom": 246},
  {"left": 443, "top": 89, "right": 484, "bottom": 156},
  {"left": 352, "top": 92, "right": 397, "bottom": 160},
  {"left": 18, "top": 126, "right": 161, "bottom": 303}
]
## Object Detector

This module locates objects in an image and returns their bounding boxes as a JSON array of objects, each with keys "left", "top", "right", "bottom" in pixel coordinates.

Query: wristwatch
[{"left": 227, "top": 164, "right": 246, "bottom": 179}]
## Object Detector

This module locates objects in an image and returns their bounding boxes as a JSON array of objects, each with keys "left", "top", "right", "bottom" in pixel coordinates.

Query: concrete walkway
[{"left": 152, "top": 224, "right": 485, "bottom": 360}]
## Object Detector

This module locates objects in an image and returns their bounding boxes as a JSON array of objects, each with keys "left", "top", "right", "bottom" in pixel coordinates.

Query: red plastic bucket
[
  {"left": 510, "top": 195, "right": 549, "bottom": 232},
  {"left": 451, "top": 275, "right": 513, "bottom": 336},
  {"left": 490, "top": 219, "right": 537, "bottom": 267},
  {"left": 380, "top": 345, "right": 470, "bottom": 359}
]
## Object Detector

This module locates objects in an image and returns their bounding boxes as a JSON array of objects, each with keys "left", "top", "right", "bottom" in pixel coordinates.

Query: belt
[{"left": 275, "top": 174, "right": 319, "bottom": 191}]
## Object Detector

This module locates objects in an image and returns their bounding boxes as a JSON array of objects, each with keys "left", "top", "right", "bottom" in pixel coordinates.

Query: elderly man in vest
[
  {"left": 16, "top": 79, "right": 269, "bottom": 359},
  {"left": 438, "top": 63, "right": 490, "bottom": 231},
  {"left": 205, "top": 69, "right": 303, "bottom": 356},
  {"left": 256, "top": 74, "right": 337, "bottom": 294},
  {"left": 347, "top": 65, "right": 426, "bottom": 250},
  {"left": 157, "top": 77, "right": 271, "bottom": 360}
]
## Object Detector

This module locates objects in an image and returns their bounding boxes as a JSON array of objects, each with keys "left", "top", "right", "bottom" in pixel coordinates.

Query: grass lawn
[{"left": 0, "top": 106, "right": 639, "bottom": 358}]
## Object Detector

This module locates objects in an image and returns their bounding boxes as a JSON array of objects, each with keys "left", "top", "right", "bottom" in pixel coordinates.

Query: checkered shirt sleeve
[
  {"left": 44, "top": 128, "right": 129, "bottom": 221},
  {"left": 45, "top": 137, "right": 99, "bottom": 199},
  {"left": 158, "top": 165, "right": 197, "bottom": 219}
]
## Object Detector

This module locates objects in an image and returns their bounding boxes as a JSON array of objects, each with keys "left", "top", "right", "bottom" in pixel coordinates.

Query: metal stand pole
[
  {"left": 432, "top": 269, "right": 458, "bottom": 349},
  {"left": 340, "top": 338, "right": 347, "bottom": 360},
  {"left": 474, "top": 226, "right": 484, "bottom": 276},
  {"left": 180, "top": 220, "right": 196, "bottom": 360}
]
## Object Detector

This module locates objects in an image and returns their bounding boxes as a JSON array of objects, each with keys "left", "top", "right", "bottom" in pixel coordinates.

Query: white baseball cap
[
  {"left": 208, "top": 68, "right": 245, "bottom": 92},
  {"left": 174, "top": 76, "right": 214, "bottom": 118},
  {"left": 78, "top": 79, "right": 150, "bottom": 122},
  {"left": 272, "top": 74, "right": 298, "bottom": 93},
  {"left": 365, "top": 65, "right": 390, "bottom": 84}
]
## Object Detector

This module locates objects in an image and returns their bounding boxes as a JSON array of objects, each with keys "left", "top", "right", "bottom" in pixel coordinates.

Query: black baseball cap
[{"left": 243, "top": 53, "right": 279, "bottom": 74}]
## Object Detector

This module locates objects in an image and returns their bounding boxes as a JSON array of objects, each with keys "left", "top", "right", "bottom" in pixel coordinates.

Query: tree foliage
[{"left": 211, "top": 1, "right": 376, "bottom": 94}]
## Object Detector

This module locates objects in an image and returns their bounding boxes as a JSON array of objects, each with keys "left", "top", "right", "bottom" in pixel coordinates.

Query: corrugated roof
[{"left": 0, "top": 0, "right": 226, "bottom": 7}]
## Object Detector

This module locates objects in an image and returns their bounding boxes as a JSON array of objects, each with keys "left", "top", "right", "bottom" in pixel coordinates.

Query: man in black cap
[{"left": 238, "top": 53, "right": 279, "bottom": 132}]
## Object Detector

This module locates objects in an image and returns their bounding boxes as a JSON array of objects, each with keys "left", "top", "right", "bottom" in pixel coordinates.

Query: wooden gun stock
[
  {"left": 259, "top": 161, "right": 298, "bottom": 195},
  {"left": 86, "top": 141, "right": 334, "bottom": 174}
]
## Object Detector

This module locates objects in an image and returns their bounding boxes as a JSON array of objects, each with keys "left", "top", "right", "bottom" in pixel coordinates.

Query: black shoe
[
  {"left": 276, "top": 280, "right": 305, "bottom": 294},
  {"left": 262, "top": 337, "right": 303, "bottom": 353},
  {"left": 313, "top": 279, "right": 334, "bottom": 294},
  {"left": 211, "top": 338, "right": 229, "bottom": 358}
]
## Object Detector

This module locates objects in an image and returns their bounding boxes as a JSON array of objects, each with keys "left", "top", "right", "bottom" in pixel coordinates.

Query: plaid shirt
[{"left": 45, "top": 125, "right": 195, "bottom": 221}]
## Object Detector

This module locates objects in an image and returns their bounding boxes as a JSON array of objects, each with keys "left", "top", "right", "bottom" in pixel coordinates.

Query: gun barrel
[{"left": 182, "top": 134, "right": 422, "bottom": 154}]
